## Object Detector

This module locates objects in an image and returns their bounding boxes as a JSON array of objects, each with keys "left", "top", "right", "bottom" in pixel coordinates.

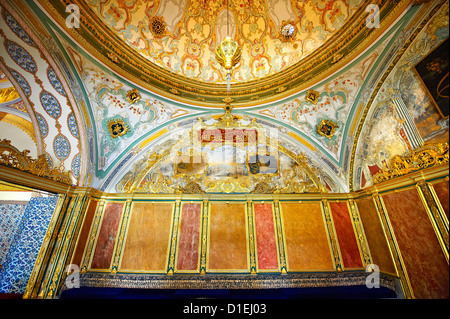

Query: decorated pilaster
[
  {"left": 110, "top": 199, "right": 133, "bottom": 274},
  {"left": 199, "top": 199, "right": 209, "bottom": 275},
  {"left": 167, "top": 199, "right": 182, "bottom": 275},
  {"left": 321, "top": 200, "right": 343, "bottom": 272},
  {"left": 246, "top": 200, "right": 257, "bottom": 274},
  {"left": 273, "top": 200, "right": 287, "bottom": 274}
]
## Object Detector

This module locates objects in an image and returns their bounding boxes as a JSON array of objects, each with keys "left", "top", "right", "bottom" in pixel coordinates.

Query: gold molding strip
[
  {"left": 347, "top": 200, "right": 373, "bottom": 268},
  {"left": 43, "top": 194, "right": 88, "bottom": 298},
  {"left": 416, "top": 182, "right": 449, "bottom": 262},
  {"left": 321, "top": 200, "right": 343, "bottom": 272},
  {"left": 111, "top": 199, "right": 133, "bottom": 274},
  {"left": 199, "top": 199, "right": 209, "bottom": 275},
  {"left": 167, "top": 199, "right": 182, "bottom": 275},
  {"left": 35, "top": 195, "right": 72, "bottom": 298},
  {"left": 246, "top": 200, "right": 257, "bottom": 275},
  {"left": 80, "top": 199, "right": 105, "bottom": 273},
  {"left": 273, "top": 200, "right": 287, "bottom": 274},
  {"left": 372, "top": 194, "right": 414, "bottom": 299}
]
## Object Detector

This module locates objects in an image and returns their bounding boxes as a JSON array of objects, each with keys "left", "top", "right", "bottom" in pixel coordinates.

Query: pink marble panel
[
  {"left": 177, "top": 203, "right": 201, "bottom": 271},
  {"left": 254, "top": 203, "right": 278, "bottom": 270},
  {"left": 90, "top": 202, "right": 123, "bottom": 269}
]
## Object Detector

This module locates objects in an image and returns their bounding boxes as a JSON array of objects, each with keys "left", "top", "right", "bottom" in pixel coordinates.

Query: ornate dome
[{"left": 41, "top": 0, "right": 410, "bottom": 106}]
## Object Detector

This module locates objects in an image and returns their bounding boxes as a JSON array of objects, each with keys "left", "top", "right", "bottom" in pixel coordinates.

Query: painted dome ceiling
[
  {"left": 40, "top": 0, "right": 409, "bottom": 106},
  {"left": 86, "top": 0, "right": 364, "bottom": 85}
]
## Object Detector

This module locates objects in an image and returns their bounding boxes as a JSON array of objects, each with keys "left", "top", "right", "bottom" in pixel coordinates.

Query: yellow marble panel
[
  {"left": 208, "top": 203, "right": 248, "bottom": 271},
  {"left": 120, "top": 202, "right": 173, "bottom": 272},
  {"left": 281, "top": 202, "right": 334, "bottom": 271}
]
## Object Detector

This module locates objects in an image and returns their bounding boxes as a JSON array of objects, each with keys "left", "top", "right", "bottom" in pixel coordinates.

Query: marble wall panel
[
  {"left": 120, "top": 202, "right": 173, "bottom": 271},
  {"left": 90, "top": 202, "right": 123, "bottom": 270},
  {"left": 432, "top": 180, "right": 449, "bottom": 219},
  {"left": 72, "top": 199, "right": 98, "bottom": 268},
  {"left": 355, "top": 197, "right": 396, "bottom": 275},
  {"left": 383, "top": 189, "right": 449, "bottom": 299},
  {"left": 281, "top": 202, "right": 334, "bottom": 271},
  {"left": 329, "top": 202, "right": 363, "bottom": 269},
  {"left": 208, "top": 203, "right": 248, "bottom": 271},
  {"left": 253, "top": 203, "right": 278, "bottom": 270},
  {"left": 176, "top": 203, "right": 201, "bottom": 271}
]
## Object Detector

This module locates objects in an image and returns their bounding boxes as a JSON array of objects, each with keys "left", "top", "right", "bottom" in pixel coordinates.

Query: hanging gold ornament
[{"left": 215, "top": 36, "right": 242, "bottom": 92}]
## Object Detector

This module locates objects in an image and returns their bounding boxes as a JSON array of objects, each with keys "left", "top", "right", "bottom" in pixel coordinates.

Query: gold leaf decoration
[
  {"left": 305, "top": 89, "right": 320, "bottom": 105},
  {"left": 0, "top": 139, "right": 72, "bottom": 185},
  {"left": 316, "top": 119, "right": 339, "bottom": 139},
  {"left": 107, "top": 118, "right": 130, "bottom": 139},
  {"left": 126, "top": 89, "right": 141, "bottom": 104},
  {"left": 373, "top": 143, "right": 449, "bottom": 184}
]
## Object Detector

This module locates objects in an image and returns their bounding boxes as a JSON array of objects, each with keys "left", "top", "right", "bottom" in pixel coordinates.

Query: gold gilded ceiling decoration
[
  {"left": 373, "top": 143, "right": 449, "bottom": 184},
  {"left": 0, "top": 86, "right": 20, "bottom": 103},
  {"left": 116, "top": 115, "right": 326, "bottom": 194},
  {"left": 0, "top": 139, "right": 72, "bottom": 185},
  {"left": 126, "top": 88, "right": 141, "bottom": 104},
  {"left": 107, "top": 118, "right": 130, "bottom": 139},
  {"left": 316, "top": 119, "right": 339, "bottom": 139},
  {"left": 38, "top": 0, "right": 412, "bottom": 106}
]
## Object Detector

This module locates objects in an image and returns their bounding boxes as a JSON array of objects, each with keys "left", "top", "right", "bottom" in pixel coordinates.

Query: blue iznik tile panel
[
  {"left": 0, "top": 203, "right": 27, "bottom": 265},
  {"left": 0, "top": 196, "right": 58, "bottom": 294}
]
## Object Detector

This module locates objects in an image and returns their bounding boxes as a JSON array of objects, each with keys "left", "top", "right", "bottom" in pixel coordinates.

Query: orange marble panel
[
  {"left": 329, "top": 202, "right": 363, "bottom": 269},
  {"left": 208, "top": 203, "right": 248, "bottom": 271},
  {"left": 432, "top": 180, "right": 449, "bottom": 219},
  {"left": 120, "top": 202, "right": 173, "bottom": 271},
  {"left": 355, "top": 197, "right": 396, "bottom": 275},
  {"left": 72, "top": 199, "right": 98, "bottom": 267},
  {"left": 281, "top": 202, "right": 334, "bottom": 271},
  {"left": 383, "top": 189, "right": 449, "bottom": 299}
]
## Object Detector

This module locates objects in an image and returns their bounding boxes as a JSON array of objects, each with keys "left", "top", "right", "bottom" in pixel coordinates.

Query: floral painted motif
[
  {"left": 2, "top": 10, "right": 36, "bottom": 47},
  {"left": 53, "top": 133, "right": 71, "bottom": 161},
  {"left": 71, "top": 153, "right": 81, "bottom": 179},
  {"left": 0, "top": 203, "right": 27, "bottom": 265},
  {"left": 5, "top": 40, "right": 37, "bottom": 74},
  {"left": 35, "top": 112, "right": 49, "bottom": 138},
  {"left": 40, "top": 90, "right": 61, "bottom": 119},
  {"left": 67, "top": 112, "right": 79, "bottom": 139},
  {"left": 86, "top": 0, "right": 363, "bottom": 84},
  {"left": 47, "top": 67, "right": 66, "bottom": 97},
  {"left": 8, "top": 68, "right": 31, "bottom": 97}
]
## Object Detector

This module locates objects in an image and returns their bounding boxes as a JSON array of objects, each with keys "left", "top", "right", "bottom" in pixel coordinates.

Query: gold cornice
[
  {"left": 1, "top": 158, "right": 446, "bottom": 201},
  {"left": 373, "top": 143, "right": 449, "bottom": 184},
  {"left": 34, "top": 0, "right": 412, "bottom": 107},
  {"left": 0, "top": 139, "right": 72, "bottom": 185}
]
